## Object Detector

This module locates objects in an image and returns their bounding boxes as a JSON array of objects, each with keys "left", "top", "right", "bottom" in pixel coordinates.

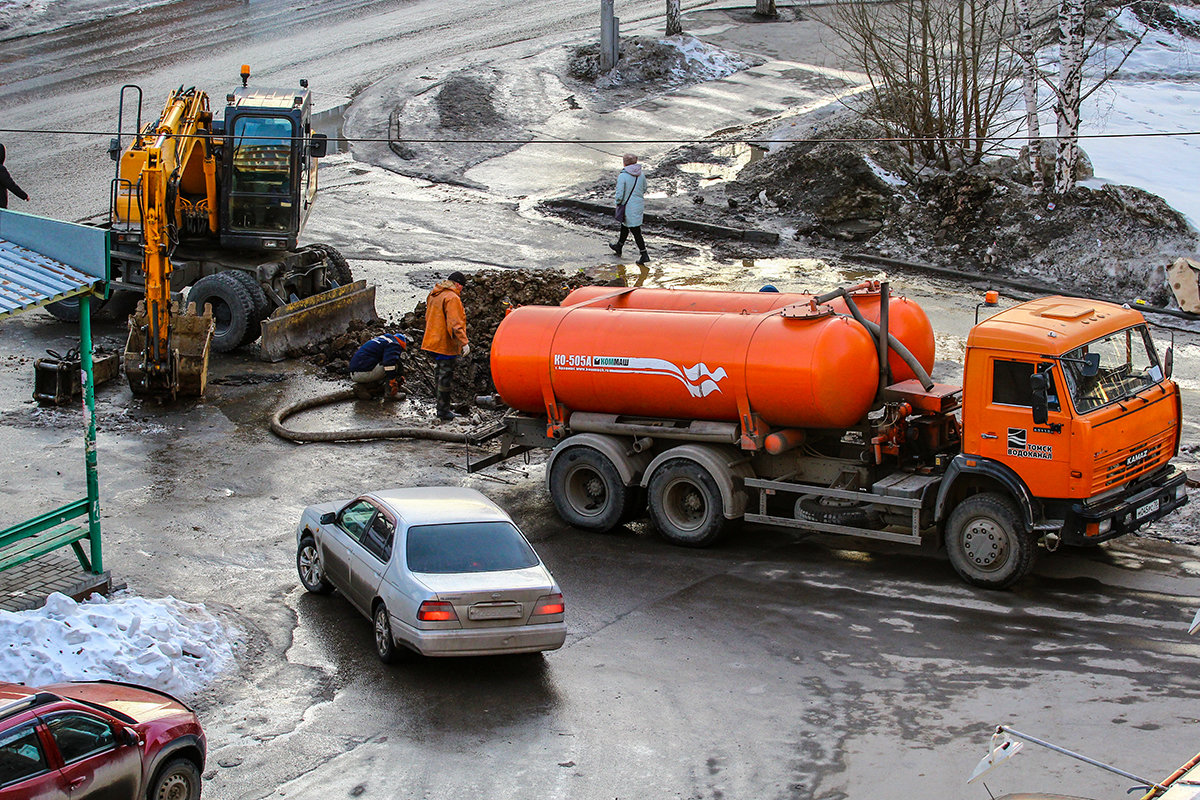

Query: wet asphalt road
[{"left": 4, "top": 3, "right": 1200, "bottom": 800}]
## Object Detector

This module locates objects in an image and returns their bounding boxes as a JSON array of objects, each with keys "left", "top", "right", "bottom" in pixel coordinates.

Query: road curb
[{"left": 543, "top": 198, "right": 780, "bottom": 245}]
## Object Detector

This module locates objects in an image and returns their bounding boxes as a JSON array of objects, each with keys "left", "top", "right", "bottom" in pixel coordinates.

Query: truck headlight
[
  {"left": 1098, "top": 518, "right": 1112, "bottom": 535},
  {"left": 1176, "top": 484, "right": 1187, "bottom": 501}
]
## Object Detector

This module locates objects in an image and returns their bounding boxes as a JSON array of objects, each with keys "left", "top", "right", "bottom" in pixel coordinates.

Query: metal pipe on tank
[
  {"left": 879, "top": 281, "right": 890, "bottom": 393},
  {"left": 815, "top": 286, "right": 934, "bottom": 391}
]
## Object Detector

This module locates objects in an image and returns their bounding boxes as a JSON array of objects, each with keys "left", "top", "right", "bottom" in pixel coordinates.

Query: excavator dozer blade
[
  {"left": 259, "top": 280, "right": 378, "bottom": 363},
  {"left": 125, "top": 301, "right": 215, "bottom": 398}
]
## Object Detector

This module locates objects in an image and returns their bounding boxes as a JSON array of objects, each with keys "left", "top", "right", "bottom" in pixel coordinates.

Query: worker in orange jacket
[{"left": 421, "top": 271, "right": 470, "bottom": 421}]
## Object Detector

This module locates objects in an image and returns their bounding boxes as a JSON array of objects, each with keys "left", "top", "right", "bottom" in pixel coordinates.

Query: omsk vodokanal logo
[{"left": 553, "top": 354, "right": 727, "bottom": 398}]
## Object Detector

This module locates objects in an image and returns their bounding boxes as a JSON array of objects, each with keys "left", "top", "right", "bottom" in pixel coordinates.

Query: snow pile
[
  {"left": 1075, "top": 4, "right": 1200, "bottom": 224},
  {"left": 665, "top": 36, "right": 754, "bottom": 82},
  {"left": 0, "top": 0, "right": 176, "bottom": 41},
  {"left": 0, "top": 593, "right": 234, "bottom": 697}
]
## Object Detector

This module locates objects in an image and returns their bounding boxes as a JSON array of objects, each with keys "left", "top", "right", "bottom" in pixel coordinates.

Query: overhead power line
[{"left": 3, "top": 127, "right": 1200, "bottom": 144}]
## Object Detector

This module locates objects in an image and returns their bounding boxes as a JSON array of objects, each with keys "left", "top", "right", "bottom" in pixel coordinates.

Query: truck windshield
[{"left": 1060, "top": 325, "right": 1163, "bottom": 414}]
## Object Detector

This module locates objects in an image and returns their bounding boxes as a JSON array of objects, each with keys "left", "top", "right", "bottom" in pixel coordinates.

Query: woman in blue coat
[{"left": 609, "top": 153, "right": 649, "bottom": 265}]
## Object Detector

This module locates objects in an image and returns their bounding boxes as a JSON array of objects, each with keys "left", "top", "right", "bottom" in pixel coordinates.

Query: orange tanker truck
[{"left": 472, "top": 282, "right": 1187, "bottom": 588}]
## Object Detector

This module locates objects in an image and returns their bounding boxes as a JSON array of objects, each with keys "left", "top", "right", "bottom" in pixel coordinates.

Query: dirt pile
[
  {"left": 568, "top": 35, "right": 758, "bottom": 89},
  {"left": 306, "top": 269, "right": 592, "bottom": 406},
  {"left": 722, "top": 120, "right": 1197, "bottom": 304}
]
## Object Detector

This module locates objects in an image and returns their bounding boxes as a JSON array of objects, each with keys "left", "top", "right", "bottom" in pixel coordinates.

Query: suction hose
[{"left": 270, "top": 388, "right": 472, "bottom": 444}]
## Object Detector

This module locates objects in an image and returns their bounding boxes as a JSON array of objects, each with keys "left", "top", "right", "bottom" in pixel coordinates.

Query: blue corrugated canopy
[{"left": 0, "top": 209, "right": 110, "bottom": 320}]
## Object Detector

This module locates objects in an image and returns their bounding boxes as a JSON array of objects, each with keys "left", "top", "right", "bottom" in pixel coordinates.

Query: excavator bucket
[
  {"left": 258, "top": 280, "right": 378, "bottom": 362},
  {"left": 124, "top": 300, "right": 215, "bottom": 398}
]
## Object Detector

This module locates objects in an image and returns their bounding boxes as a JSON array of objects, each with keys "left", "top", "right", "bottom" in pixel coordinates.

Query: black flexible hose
[
  {"left": 270, "top": 389, "right": 472, "bottom": 444},
  {"left": 816, "top": 287, "right": 936, "bottom": 391}
]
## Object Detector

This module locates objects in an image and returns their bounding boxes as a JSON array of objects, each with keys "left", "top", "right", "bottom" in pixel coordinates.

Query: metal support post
[
  {"left": 78, "top": 294, "right": 103, "bottom": 574},
  {"left": 600, "top": 0, "right": 619, "bottom": 71}
]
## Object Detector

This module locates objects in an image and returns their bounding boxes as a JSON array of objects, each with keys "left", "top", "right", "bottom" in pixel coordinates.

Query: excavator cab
[{"left": 106, "top": 68, "right": 374, "bottom": 400}]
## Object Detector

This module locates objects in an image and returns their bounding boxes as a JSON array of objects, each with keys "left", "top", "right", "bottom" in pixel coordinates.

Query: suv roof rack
[{"left": 0, "top": 692, "right": 61, "bottom": 721}]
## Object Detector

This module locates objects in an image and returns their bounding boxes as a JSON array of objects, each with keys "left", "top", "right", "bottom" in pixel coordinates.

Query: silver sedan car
[{"left": 295, "top": 487, "right": 566, "bottom": 661}]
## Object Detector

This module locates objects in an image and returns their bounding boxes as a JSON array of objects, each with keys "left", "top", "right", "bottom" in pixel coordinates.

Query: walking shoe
[
  {"left": 437, "top": 409, "right": 456, "bottom": 421},
  {"left": 636, "top": 250, "right": 650, "bottom": 265},
  {"left": 608, "top": 242, "right": 622, "bottom": 256}
]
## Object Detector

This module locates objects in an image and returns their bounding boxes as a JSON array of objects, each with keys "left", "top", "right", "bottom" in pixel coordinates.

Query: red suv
[{"left": 0, "top": 680, "right": 206, "bottom": 800}]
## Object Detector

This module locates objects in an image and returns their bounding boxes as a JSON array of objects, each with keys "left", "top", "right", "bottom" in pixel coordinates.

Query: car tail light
[
  {"left": 417, "top": 601, "right": 458, "bottom": 622},
  {"left": 532, "top": 593, "right": 564, "bottom": 616}
]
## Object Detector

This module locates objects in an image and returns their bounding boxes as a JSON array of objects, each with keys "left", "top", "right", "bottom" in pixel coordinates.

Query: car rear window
[{"left": 406, "top": 522, "right": 540, "bottom": 573}]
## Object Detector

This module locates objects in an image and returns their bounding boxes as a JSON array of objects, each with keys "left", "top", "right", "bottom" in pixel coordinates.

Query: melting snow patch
[
  {"left": 0, "top": 593, "right": 235, "bottom": 697},
  {"left": 863, "top": 155, "right": 907, "bottom": 189},
  {"left": 663, "top": 36, "right": 753, "bottom": 82}
]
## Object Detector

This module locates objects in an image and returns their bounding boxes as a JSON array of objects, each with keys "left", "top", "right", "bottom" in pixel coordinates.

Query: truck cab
[{"left": 957, "top": 296, "right": 1186, "bottom": 547}]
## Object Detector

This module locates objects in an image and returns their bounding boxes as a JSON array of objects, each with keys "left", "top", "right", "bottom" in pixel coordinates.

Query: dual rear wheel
[{"left": 548, "top": 447, "right": 728, "bottom": 547}]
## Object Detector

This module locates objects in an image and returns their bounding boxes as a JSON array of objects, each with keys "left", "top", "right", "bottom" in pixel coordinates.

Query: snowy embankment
[
  {"left": 1082, "top": 6, "right": 1200, "bottom": 226},
  {"left": 0, "top": 0, "right": 177, "bottom": 40},
  {"left": 0, "top": 593, "right": 235, "bottom": 697},
  {"left": 664, "top": 35, "right": 755, "bottom": 82}
]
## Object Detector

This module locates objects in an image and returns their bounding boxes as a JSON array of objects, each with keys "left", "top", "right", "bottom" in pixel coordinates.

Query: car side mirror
[
  {"left": 1165, "top": 346, "right": 1174, "bottom": 379},
  {"left": 1030, "top": 372, "right": 1049, "bottom": 425},
  {"left": 319, "top": 511, "right": 336, "bottom": 525},
  {"left": 1082, "top": 352, "right": 1100, "bottom": 378},
  {"left": 309, "top": 133, "right": 329, "bottom": 159},
  {"left": 121, "top": 726, "right": 141, "bottom": 747}
]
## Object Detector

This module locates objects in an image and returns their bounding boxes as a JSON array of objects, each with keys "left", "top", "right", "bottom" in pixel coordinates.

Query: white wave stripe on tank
[{"left": 558, "top": 355, "right": 727, "bottom": 397}]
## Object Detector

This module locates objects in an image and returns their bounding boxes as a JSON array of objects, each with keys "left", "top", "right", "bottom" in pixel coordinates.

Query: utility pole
[{"left": 600, "top": 0, "right": 620, "bottom": 71}]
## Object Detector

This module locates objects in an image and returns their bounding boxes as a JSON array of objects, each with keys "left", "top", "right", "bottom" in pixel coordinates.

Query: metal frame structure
[{"left": 0, "top": 208, "right": 111, "bottom": 575}]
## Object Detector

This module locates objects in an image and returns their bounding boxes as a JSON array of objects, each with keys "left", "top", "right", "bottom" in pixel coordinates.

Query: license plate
[
  {"left": 468, "top": 603, "right": 522, "bottom": 621},
  {"left": 1135, "top": 498, "right": 1161, "bottom": 521}
]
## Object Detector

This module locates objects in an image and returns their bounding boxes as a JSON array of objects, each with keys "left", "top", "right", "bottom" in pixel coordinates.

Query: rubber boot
[
  {"left": 436, "top": 390, "right": 456, "bottom": 421},
  {"left": 609, "top": 242, "right": 622, "bottom": 257},
  {"left": 353, "top": 383, "right": 377, "bottom": 401},
  {"left": 636, "top": 250, "right": 650, "bottom": 265}
]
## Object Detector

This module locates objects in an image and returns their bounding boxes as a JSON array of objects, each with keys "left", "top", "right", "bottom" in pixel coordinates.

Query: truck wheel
[
  {"left": 188, "top": 272, "right": 255, "bottom": 352},
  {"left": 945, "top": 493, "right": 1037, "bottom": 589},
  {"left": 648, "top": 458, "right": 726, "bottom": 547},
  {"left": 549, "top": 446, "right": 634, "bottom": 531},
  {"left": 795, "top": 496, "right": 881, "bottom": 529}
]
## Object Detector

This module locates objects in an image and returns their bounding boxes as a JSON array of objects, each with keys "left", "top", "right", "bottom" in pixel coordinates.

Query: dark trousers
[
  {"left": 435, "top": 357, "right": 456, "bottom": 415},
  {"left": 616, "top": 225, "right": 646, "bottom": 252}
]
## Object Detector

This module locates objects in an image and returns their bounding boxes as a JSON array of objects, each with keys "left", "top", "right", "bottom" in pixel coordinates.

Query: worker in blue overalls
[{"left": 349, "top": 332, "right": 411, "bottom": 400}]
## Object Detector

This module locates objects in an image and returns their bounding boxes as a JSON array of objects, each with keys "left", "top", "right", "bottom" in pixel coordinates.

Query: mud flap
[
  {"left": 258, "top": 280, "right": 378, "bottom": 362},
  {"left": 124, "top": 301, "right": 215, "bottom": 398}
]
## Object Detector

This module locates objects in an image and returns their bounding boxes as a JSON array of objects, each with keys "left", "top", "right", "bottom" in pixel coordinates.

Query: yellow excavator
[{"left": 72, "top": 66, "right": 376, "bottom": 398}]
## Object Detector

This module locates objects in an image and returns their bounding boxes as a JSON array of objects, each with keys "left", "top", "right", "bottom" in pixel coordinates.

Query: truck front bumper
[{"left": 1056, "top": 466, "right": 1188, "bottom": 546}]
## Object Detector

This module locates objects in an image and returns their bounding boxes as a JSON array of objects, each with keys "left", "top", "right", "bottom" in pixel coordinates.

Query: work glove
[{"left": 460, "top": 343, "right": 471, "bottom": 357}]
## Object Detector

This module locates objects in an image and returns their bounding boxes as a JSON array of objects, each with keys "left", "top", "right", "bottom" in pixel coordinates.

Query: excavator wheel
[
  {"left": 188, "top": 272, "right": 256, "bottom": 353},
  {"left": 304, "top": 243, "right": 353, "bottom": 287},
  {"left": 226, "top": 270, "right": 271, "bottom": 346}
]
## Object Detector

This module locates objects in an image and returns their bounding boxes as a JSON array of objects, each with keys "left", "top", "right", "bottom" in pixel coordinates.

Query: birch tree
[
  {"left": 755, "top": 0, "right": 778, "bottom": 17},
  {"left": 1043, "top": 0, "right": 1144, "bottom": 193},
  {"left": 1015, "top": 0, "right": 1044, "bottom": 192},
  {"left": 666, "top": 0, "right": 682, "bottom": 36}
]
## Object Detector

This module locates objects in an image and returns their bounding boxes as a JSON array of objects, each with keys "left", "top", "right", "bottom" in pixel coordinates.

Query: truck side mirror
[
  {"left": 1082, "top": 352, "right": 1100, "bottom": 377},
  {"left": 108, "top": 138, "right": 122, "bottom": 162},
  {"left": 1165, "top": 346, "right": 1174, "bottom": 379},
  {"left": 1030, "top": 372, "right": 1049, "bottom": 425},
  {"left": 319, "top": 511, "right": 336, "bottom": 525},
  {"left": 309, "top": 133, "right": 329, "bottom": 159}
]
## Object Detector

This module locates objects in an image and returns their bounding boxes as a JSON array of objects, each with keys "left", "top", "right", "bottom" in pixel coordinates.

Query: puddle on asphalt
[{"left": 677, "top": 142, "right": 768, "bottom": 184}]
